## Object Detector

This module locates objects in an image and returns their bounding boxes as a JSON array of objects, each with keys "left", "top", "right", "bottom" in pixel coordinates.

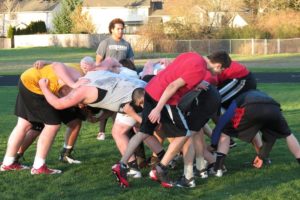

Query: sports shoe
[
  {"left": 176, "top": 176, "right": 196, "bottom": 188},
  {"left": 194, "top": 168, "right": 208, "bottom": 179},
  {"left": 60, "top": 155, "right": 81, "bottom": 164},
  {"left": 209, "top": 166, "right": 227, "bottom": 177},
  {"left": 0, "top": 162, "right": 29, "bottom": 171},
  {"left": 96, "top": 132, "right": 105, "bottom": 141},
  {"left": 31, "top": 164, "right": 62, "bottom": 175},
  {"left": 229, "top": 138, "right": 237, "bottom": 148},
  {"left": 127, "top": 168, "right": 142, "bottom": 178},
  {"left": 59, "top": 148, "right": 81, "bottom": 164},
  {"left": 252, "top": 156, "right": 271, "bottom": 169},
  {"left": 149, "top": 165, "right": 174, "bottom": 188},
  {"left": 112, "top": 163, "right": 129, "bottom": 188},
  {"left": 168, "top": 154, "right": 182, "bottom": 169}
]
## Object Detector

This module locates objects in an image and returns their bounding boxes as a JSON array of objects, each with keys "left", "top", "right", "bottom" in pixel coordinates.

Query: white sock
[
  {"left": 184, "top": 164, "right": 194, "bottom": 180},
  {"left": 63, "top": 144, "right": 73, "bottom": 149},
  {"left": 3, "top": 156, "right": 15, "bottom": 166},
  {"left": 196, "top": 156, "right": 207, "bottom": 170},
  {"left": 33, "top": 156, "right": 45, "bottom": 169}
]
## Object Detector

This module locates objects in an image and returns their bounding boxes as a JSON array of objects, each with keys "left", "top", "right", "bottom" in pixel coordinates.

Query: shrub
[
  {"left": 7, "top": 25, "right": 15, "bottom": 38},
  {"left": 14, "top": 21, "right": 47, "bottom": 35}
]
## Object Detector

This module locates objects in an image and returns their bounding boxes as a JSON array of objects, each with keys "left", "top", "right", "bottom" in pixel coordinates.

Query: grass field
[
  {"left": 0, "top": 47, "right": 300, "bottom": 74},
  {"left": 0, "top": 48, "right": 300, "bottom": 200}
]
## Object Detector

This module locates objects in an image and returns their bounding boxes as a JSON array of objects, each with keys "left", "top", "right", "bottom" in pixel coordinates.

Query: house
[
  {"left": 0, "top": 0, "right": 60, "bottom": 36},
  {"left": 228, "top": 12, "right": 251, "bottom": 28},
  {"left": 82, "top": 0, "right": 152, "bottom": 34}
]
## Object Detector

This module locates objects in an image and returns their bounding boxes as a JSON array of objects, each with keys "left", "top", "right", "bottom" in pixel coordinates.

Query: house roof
[
  {"left": 0, "top": 0, "right": 59, "bottom": 13},
  {"left": 83, "top": 0, "right": 151, "bottom": 7}
]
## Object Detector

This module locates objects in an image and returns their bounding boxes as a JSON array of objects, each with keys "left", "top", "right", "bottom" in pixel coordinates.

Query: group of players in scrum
[{"left": 1, "top": 51, "right": 300, "bottom": 188}]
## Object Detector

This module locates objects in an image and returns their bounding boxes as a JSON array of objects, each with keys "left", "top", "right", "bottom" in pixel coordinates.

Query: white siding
[{"left": 82, "top": 7, "right": 149, "bottom": 33}]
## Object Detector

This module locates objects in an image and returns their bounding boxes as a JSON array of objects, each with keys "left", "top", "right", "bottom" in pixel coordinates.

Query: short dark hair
[
  {"left": 119, "top": 59, "right": 136, "bottom": 70},
  {"left": 132, "top": 88, "right": 145, "bottom": 105},
  {"left": 207, "top": 51, "right": 232, "bottom": 68},
  {"left": 109, "top": 18, "right": 125, "bottom": 34}
]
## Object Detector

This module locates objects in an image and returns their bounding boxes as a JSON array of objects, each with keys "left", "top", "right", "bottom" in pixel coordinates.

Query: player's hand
[
  {"left": 148, "top": 108, "right": 161, "bottom": 123},
  {"left": 34, "top": 60, "right": 47, "bottom": 69},
  {"left": 38, "top": 78, "right": 49, "bottom": 88},
  {"left": 195, "top": 81, "right": 209, "bottom": 91},
  {"left": 72, "top": 78, "right": 90, "bottom": 88}
]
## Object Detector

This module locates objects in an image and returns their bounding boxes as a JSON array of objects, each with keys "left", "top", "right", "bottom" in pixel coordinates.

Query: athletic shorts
[
  {"left": 58, "top": 107, "right": 87, "bottom": 124},
  {"left": 223, "top": 103, "right": 291, "bottom": 142},
  {"left": 140, "top": 92, "right": 190, "bottom": 138},
  {"left": 115, "top": 113, "right": 137, "bottom": 126},
  {"left": 29, "top": 107, "right": 85, "bottom": 132},
  {"left": 15, "top": 81, "right": 61, "bottom": 125},
  {"left": 219, "top": 73, "right": 257, "bottom": 109},
  {"left": 185, "top": 85, "right": 221, "bottom": 132}
]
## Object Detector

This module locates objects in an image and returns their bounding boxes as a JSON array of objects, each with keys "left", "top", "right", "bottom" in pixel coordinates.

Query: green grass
[
  {"left": 0, "top": 47, "right": 300, "bottom": 74},
  {"left": 1, "top": 47, "right": 300, "bottom": 199},
  {"left": 0, "top": 83, "right": 300, "bottom": 200}
]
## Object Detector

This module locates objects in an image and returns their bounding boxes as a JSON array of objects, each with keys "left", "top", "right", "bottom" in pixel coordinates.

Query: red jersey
[
  {"left": 217, "top": 61, "right": 249, "bottom": 84},
  {"left": 145, "top": 52, "right": 207, "bottom": 105}
]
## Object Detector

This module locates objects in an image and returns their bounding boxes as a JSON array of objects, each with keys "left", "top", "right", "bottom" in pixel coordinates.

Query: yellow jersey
[{"left": 20, "top": 63, "right": 83, "bottom": 95}]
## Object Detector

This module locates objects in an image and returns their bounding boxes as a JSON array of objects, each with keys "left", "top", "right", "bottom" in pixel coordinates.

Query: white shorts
[{"left": 115, "top": 113, "right": 137, "bottom": 126}]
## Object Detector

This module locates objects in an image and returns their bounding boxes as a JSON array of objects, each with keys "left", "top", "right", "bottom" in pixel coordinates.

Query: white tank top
[{"left": 84, "top": 70, "right": 146, "bottom": 112}]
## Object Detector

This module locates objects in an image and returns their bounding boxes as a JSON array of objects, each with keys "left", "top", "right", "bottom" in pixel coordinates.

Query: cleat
[
  {"left": 59, "top": 148, "right": 81, "bottom": 164},
  {"left": 252, "top": 156, "right": 271, "bottom": 169},
  {"left": 194, "top": 168, "right": 208, "bottom": 179},
  {"left": 176, "top": 176, "right": 196, "bottom": 188},
  {"left": 112, "top": 163, "right": 129, "bottom": 188},
  {"left": 210, "top": 166, "right": 227, "bottom": 177},
  {"left": 0, "top": 162, "right": 29, "bottom": 171},
  {"left": 150, "top": 165, "right": 174, "bottom": 188},
  {"left": 127, "top": 168, "right": 142, "bottom": 178},
  {"left": 31, "top": 164, "right": 62, "bottom": 175},
  {"left": 96, "top": 132, "right": 105, "bottom": 141},
  {"left": 149, "top": 168, "right": 158, "bottom": 181},
  {"left": 229, "top": 138, "right": 237, "bottom": 148},
  {"left": 60, "top": 155, "right": 81, "bottom": 164}
]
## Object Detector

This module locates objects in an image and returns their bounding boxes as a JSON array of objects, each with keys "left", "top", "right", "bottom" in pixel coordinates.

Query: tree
[
  {"left": 70, "top": 4, "right": 95, "bottom": 33},
  {"left": 3, "top": 0, "right": 20, "bottom": 19},
  {"left": 52, "top": 0, "right": 81, "bottom": 33},
  {"left": 163, "top": 0, "right": 244, "bottom": 39},
  {"left": 244, "top": 0, "right": 300, "bottom": 17}
]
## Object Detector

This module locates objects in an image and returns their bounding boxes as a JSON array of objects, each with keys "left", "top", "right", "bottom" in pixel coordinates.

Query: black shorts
[
  {"left": 219, "top": 73, "right": 257, "bottom": 109},
  {"left": 59, "top": 107, "right": 87, "bottom": 124},
  {"left": 223, "top": 103, "right": 291, "bottom": 142},
  {"left": 29, "top": 108, "right": 85, "bottom": 132},
  {"left": 140, "top": 92, "right": 190, "bottom": 138},
  {"left": 15, "top": 81, "right": 61, "bottom": 125},
  {"left": 186, "top": 85, "right": 221, "bottom": 131}
]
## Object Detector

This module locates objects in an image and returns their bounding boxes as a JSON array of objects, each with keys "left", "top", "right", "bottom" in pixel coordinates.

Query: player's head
[
  {"left": 206, "top": 51, "right": 231, "bottom": 75},
  {"left": 80, "top": 56, "right": 95, "bottom": 73},
  {"left": 119, "top": 59, "right": 136, "bottom": 70},
  {"left": 131, "top": 88, "right": 145, "bottom": 108}
]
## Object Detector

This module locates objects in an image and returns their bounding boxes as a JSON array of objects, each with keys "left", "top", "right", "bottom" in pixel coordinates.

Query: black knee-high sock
[
  {"left": 156, "top": 149, "right": 166, "bottom": 161},
  {"left": 214, "top": 152, "right": 226, "bottom": 171}
]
